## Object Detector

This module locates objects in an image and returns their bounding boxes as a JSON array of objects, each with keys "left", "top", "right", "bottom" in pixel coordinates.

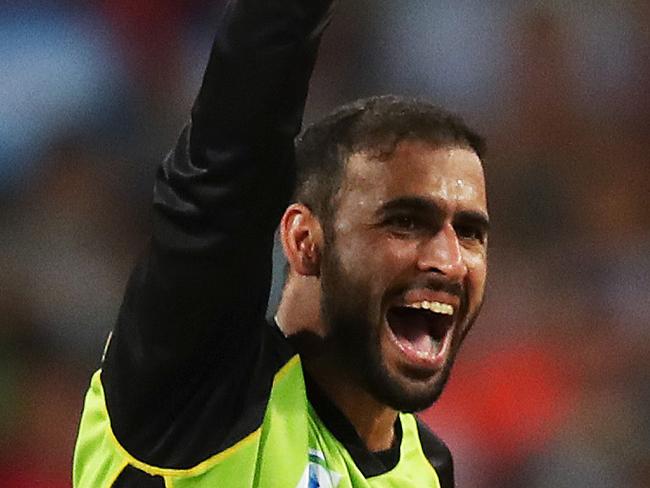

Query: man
[{"left": 73, "top": 0, "right": 488, "bottom": 486}]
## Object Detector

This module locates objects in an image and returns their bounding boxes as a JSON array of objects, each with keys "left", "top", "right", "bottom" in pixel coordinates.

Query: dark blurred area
[{"left": 1, "top": 1, "right": 649, "bottom": 486}]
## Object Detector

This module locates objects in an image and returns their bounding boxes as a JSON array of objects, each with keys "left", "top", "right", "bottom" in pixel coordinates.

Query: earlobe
[{"left": 280, "top": 203, "right": 322, "bottom": 277}]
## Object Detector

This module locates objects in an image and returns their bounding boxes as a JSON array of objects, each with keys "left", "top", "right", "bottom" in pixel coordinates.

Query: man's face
[{"left": 319, "top": 139, "right": 488, "bottom": 412}]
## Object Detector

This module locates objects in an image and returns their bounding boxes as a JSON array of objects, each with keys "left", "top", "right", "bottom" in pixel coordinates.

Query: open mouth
[{"left": 386, "top": 301, "right": 455, "bottom": 364}]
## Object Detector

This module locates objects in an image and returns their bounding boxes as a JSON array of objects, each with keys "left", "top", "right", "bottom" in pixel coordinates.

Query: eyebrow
[
  {"left": 376, "top": 196, "right": 490, "bottom": 230},
  {"left": 455, "top": 210, "right": 491, "bottom": 232}
]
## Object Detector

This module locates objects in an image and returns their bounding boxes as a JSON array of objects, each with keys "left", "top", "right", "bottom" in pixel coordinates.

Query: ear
[{"left": 280, "top": 203, "right": 323, "bottom": 277}]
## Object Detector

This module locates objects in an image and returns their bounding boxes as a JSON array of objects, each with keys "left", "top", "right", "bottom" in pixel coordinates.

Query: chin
[{"left": 364, "top": 352, "right": 454, "bottom": 413}]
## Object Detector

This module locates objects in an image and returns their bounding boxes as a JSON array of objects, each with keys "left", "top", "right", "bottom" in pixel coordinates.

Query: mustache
[{"left": 398, "top": 276, "right": 464, "bottom": 299}]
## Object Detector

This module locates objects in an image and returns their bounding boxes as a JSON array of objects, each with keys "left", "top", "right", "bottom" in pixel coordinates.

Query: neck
[
  {"left": 278, "top": 278, "right": 398, "bottom": 451},
  {"left": 276, "top": 276, "right": 323, "bottom": 338},
  {"left": 305, "top": 358, "right": 398, "bottom": 452}
]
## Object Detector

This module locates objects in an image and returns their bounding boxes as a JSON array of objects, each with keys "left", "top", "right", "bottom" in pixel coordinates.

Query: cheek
[
  {"left": 338, "top": 235, "right": 418, "bottom": 296},
  {"left": 385, "top": 237, "right": 420, "bottom": 262},
  {"left": 366, "top": 237, "right": 420, "bottom": 280},
  {"left": 464, "top": 252, "right": 487, "bottom": 299}
]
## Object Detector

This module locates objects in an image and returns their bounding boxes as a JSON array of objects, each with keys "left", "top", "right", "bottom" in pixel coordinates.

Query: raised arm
[
  {"left": 100, "top": 0, "right": 336, "bottom": 461},
  {"left": 124, "top": 0, "right": 334, "bottom": 347}
]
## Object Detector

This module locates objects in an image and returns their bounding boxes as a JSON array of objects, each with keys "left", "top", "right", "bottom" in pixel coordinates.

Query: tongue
[
  {"left": 387, "top": 308, "right": 436, "bottom": 355},
  {"left": 398, "top": 328, "right": 435, "bottom": 355}
]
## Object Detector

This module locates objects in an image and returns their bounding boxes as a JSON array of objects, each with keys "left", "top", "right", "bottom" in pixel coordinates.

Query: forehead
[{"left": 340, "top": 140, "right": 487, "bottom": 211}]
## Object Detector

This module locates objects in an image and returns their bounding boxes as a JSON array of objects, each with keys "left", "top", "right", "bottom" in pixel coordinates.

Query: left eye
[{"left": 455, "top": 225, "right": 485, "bottom": 243}]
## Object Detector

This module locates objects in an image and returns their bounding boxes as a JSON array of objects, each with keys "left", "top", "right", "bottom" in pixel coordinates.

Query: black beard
[{"left": 319, "top": 243, "right": 473, "bottom": 413}]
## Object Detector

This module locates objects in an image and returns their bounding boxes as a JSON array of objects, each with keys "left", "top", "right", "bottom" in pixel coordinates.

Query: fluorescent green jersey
[{"left": 75, "top": 355, "right": 449, "bottom": 487}]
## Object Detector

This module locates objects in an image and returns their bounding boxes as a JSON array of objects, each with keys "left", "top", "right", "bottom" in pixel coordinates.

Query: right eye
[{"left": 385, "top": 215, "right": 417, "bottom": 231}]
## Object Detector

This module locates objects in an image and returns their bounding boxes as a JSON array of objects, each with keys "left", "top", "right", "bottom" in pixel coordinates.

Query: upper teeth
[{"left": 405, "top": 301, "right": 454, "bottom": 315}]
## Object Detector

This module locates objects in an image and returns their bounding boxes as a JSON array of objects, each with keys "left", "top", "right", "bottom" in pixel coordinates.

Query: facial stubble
[{"left": 319, "top": 240, "right": 480, "bottom": 413}]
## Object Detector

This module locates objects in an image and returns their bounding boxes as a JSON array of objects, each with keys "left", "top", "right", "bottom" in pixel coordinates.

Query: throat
[{"left": 354, "top": 406, "right": 399, "bottom": 452}]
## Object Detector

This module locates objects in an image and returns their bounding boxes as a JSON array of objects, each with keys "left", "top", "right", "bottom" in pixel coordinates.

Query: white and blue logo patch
[{"left": 296, "top": 449, "right": 341, "bottom": 488}]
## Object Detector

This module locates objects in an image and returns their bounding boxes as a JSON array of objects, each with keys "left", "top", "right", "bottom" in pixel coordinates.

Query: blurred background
[{"left": 1, "top": 0, "right": 649, "bottom": 486}]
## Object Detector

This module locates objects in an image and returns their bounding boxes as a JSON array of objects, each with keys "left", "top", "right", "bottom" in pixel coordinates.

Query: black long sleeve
[{"left": 101, "top": 0, "right": 336, "bottom": 469}]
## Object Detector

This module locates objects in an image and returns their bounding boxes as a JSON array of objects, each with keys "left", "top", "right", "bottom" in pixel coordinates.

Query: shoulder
[
  {"left": 101, "top": 320, "right": 296, "bottom": 470},
  {"left": 415, "top": 417, "right": 455, "bottom": 488}
]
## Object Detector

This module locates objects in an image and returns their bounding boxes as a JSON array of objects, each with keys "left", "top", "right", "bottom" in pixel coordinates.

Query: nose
[{"left": 416, "top": 222, "right": 467, "bottom": 282}]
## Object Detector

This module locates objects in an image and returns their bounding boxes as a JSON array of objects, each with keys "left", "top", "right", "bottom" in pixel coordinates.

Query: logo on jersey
[{"left": 296, "top": 449, "right": 341, "bottom": 488}]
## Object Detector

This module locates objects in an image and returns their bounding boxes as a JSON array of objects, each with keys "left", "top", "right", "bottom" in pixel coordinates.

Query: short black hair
[{"left": 293, "top": 95, "right": 485, "bottom": 225}]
